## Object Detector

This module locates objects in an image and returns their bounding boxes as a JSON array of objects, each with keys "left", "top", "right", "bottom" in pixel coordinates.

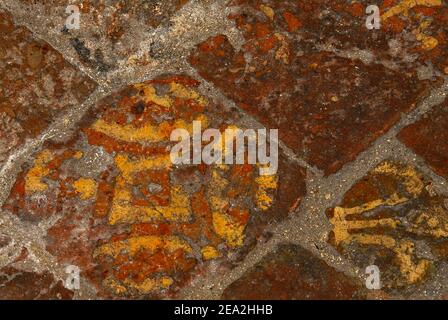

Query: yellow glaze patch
[
  {"left": 373, "top": 161, "right": 424, "bottom": 197},
  {"left": 133, "top": 82, "right": 208, "bottom": 109},
  {"left": 124, "top": 277, "right": 174, "bottom": 294},
  {"left": 382, "top": 0, "right": 442, "bottom": 50},
  {"left": 104, "top": 276, "right": 173, "bottom": 294},
  {"left": 331, "top": 194, "right": 405, "bottom": 246},
  {"left": 94, "top": 235, "right": 192, "bottom": 258},
  {"left": 91, "top": 114, "right": 208, "bottom": 144},
  {"left": 406, "top": 209, "right": 448, "bottom": 238},
  {"left": 110, "top": 183, "right": 191, "bottom": 225},
  {"left": 114, "top": 153, "right": 171, "bottom": 181},
  {"left": 414, "top": 19, "right": 439, "bottom": 51},
  {"left": 73, "top": 178, "right": 97, "bottom": 200},
  {"left": 260, "top": 4, "right": 275, "bottom": 20},
  {"left": 73, "top": 151, "right": 83, "bottom": 159},
  {"left": 169, "top": 82, "right": 208, "bottom": 106},
  {"left": 394, "top": 241, "right": 430, "bottom": 284},
  {"left": 134, "top": 83, "right": 173, "bottom": 108},
  {"left": 25, "top": 149, "right": 53, "bottom": 194},
  {"left": 108, "top": 153, "right": 191, "bottom": 225},
  {"left": 382, "top": 0, "right": 442, "bottom": 20},
  {"left": 201, "top": 246, "right": 221, "bottom": 260}
]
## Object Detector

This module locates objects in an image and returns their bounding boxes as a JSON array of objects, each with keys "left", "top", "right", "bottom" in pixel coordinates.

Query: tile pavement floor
[{"left": 0, "top": 0, "right": 447, "bottom": 300}]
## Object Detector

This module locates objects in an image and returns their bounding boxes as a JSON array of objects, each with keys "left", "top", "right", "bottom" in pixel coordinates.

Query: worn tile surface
[
  {"left": 327, "top": 161, "right": 448, "bottom": 296},
  {"left": 1, "top": 0, "right": 191, "bottom": 79},
  {"left": 1, "top": 0, "right": 448, "bottom": 300},
  {"left": 0, "top": 9, "right": 97, "bottom": 166},
  {"left": 188, "top": 0, "right": 444, "bottom": 174},
  {"left": 398, "top": 97, "right": 448, "bottom": 178},
  {"left": 222, "top": 243, "right": 367, "bottom": 300},
  {"left": 0, "top": 266, "right": 73, "bottom": 300},
  {"left": 2, "top": 75, "right": 306, "bottom": 298}
]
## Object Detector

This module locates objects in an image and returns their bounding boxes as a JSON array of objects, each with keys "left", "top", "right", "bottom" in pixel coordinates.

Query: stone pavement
[{"left": 0, "top": 0, "right": 447, "bottom": 300}]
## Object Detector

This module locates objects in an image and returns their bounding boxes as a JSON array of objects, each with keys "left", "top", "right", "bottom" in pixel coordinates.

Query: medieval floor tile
[
  {"left": 222, "top": 243, "right": 367, "bottom": 300},
  {"left": 2, "top": 75, "right": 306, "bottom": 298},
  {"left": 327, "top": 160, "right": 448, "bottom": 296}
]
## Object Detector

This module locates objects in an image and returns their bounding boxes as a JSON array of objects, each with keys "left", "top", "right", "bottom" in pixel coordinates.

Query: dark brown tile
[{"left": 0, "top": 10, "right": 97, "bottom": 166}]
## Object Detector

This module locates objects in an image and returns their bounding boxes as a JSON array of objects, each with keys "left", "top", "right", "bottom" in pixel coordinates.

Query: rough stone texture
[
  {"left": 222, "top": 243, "right": 366, "bottom": 300},
  {"left": 0, "top": 9, "right": 97, "bottom": 166},
  {"left": 398, "top": 97, "right": 448, "bottom": 178},
  {"left": 1, "top": 0, "right": 448, "bottom": 300},
  {"left": 327, "top": 160, "right": 448, "bottom": 296}
]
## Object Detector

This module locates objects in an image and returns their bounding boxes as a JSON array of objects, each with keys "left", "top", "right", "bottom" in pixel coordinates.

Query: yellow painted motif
[
  {"left": 201, "top": 246, "right": 221, "bottom": 260},
  {"left": 109, "top": 154, "right": 191, "bottom": 225},
  {"left": 94, "top": 235, "right": 192, "bottom": 258},
  {"left": 85, "top": 82, "right": 282, "bottom": 294},
  {"left": 382, "top": 0, "right": 442, "bottom": 51},
  {"left": 91, "top": 114, "right": 208, "bottom": 144},
  {"left": 25, "top": 149, "right": 53, "bottom": 193},
  {"left": 212, "top": 211, "right": 246, "bottom": 248}
]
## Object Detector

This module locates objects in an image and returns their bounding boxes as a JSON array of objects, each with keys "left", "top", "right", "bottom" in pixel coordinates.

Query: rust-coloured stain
[{"left": 398, "top": 97, "right": 448, "bottom": 178}]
